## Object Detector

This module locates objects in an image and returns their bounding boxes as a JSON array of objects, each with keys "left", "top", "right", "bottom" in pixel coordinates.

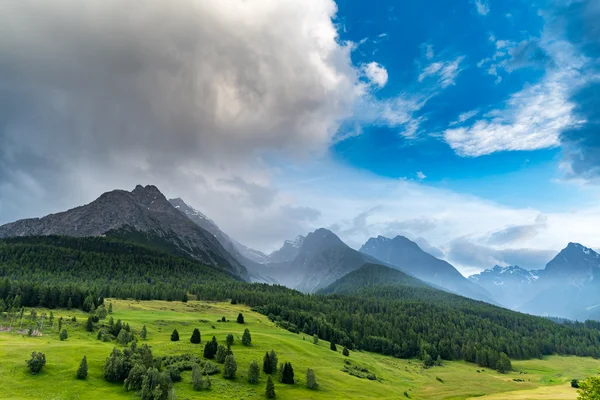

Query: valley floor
[{"left": 0, "top": 299, "right": 597, "bottom": 400}]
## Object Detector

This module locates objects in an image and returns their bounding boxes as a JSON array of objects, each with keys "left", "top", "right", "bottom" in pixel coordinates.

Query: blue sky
[
  {"left": 329, "top": 0, "right": 593, "bottom": 211},
  {"left": 1, "top": 0, "right": 599, "bottom": 275}
]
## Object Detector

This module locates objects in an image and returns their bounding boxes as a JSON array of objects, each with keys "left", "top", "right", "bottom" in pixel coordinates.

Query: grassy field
[{"left": 0, "top": 299, "right": 598, "bottom": 400}]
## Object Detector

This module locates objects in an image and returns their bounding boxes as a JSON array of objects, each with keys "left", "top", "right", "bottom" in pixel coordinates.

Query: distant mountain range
[
  {"left": 468, "top": 265, "right": 541, "bottom": 309},
  {"left": 4, "top": 184, "right": 600, "bottom": 321},
  {"left": 360, "top": 235, "right": 495, "bottom": 303},
  {"left": 469, "top": 243, "right": 600, "bottom": 320}
]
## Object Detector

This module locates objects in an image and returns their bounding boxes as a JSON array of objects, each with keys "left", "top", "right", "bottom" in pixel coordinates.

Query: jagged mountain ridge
[
  {"left": 267, "top": 235, "right": 305, "bottom": 263},
  {"left": 468, "top": 265, "right": 541, "bottom": 309},
  {"left": 468, "top": 243, "right": 600, "bottom": 320},
  {"left": 0, "top": 185, "right": 248, "bottom": 279},
  {"left": 360, "top": 235, "right": 495, "bottom": 303},
  {"left": 519, "top": 243, "right": 600, "bottom": 320},
  {"left": 247, "top": 228, "right": 390, "bottom": 293},
  {"left": 168, "top": 197, "right": 269, "bottom": 282}
]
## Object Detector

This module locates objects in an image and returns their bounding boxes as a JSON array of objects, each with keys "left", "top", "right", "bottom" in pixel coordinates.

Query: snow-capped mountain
[
  {"left": 519, "top": 243, "right": 600, "bottom": 320},
  {"left": 267, "top": 235, "right": 305, "bottom": 263},
  {"left": 471, "top": 243, "right": 600, "bottom": 320},
  {"left": 468, "top": 265, "right": 541, "bottom": 309}
]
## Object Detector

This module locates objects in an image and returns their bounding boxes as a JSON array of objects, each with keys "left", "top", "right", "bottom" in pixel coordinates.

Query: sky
[{"left": 0, "top": 0, "right": 599, "bottom": 276}]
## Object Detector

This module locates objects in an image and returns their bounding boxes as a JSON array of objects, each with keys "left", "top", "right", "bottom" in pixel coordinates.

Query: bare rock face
[{"left": 0, "top": 185, "right": 248, "bottom": 279}]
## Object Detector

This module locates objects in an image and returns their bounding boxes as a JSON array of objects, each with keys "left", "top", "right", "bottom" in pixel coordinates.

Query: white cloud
[
  {"left": 275, "top": 162, "right": 600, "bottom": 273},
  {"left": 362, "top": 61, "right": 389, "bottom": 88},
  {"left": 474, "top": 0, "right": 490, "bottom": 16},
  {"left": 416, "top": 171, "right": 427, "bottom": 180},
  {"left": 418, "top": 56, "right": 464, "bottom": 88},
  {"left": 444, "top": 40, "right": 587, "bottom": 157},
  {"left": 423, "top": 43, "right": 434, "bottom": 60},
  {"left": 450, "top": 110, "right": 479, "bottom": 126}
]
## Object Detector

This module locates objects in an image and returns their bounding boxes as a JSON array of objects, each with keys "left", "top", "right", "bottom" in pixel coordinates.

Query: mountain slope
[
  {"left": 360, "top": 235, "right": 495, "bottom": 303},
  {"left": 250, "top": 228, "right": 388, "bottom": 293},
  {"left": 519, "top": 243, "right": 600, "bottom": 320},
  {"left": 320, "top": 263, "right": 429, "bottom": 295},
  {"left": 0, "top": 185, "right": 247, "bottom": 279},
  {"left": 168, "top": 197, "right": 270, "bottom": 281},
  {"left": 468, "top": 265, "right": 542, "bottom": 309},
  {"left": 267, "top": 235, "right": 305, "bottom": 263}
]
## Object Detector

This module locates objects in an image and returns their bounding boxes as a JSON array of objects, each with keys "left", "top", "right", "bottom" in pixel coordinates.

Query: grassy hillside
[{"left": 0, "top": 299, "right": 598, "bottom": 400}]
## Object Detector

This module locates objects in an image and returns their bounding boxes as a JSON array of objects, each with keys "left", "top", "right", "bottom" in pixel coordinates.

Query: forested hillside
[{"left": 2, "top": 236, "right": 600, "bottom": 373}]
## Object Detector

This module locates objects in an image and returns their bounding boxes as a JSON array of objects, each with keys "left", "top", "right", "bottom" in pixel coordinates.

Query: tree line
[{"left": 2, "top": 235, "right": 600, "bottom": 371}]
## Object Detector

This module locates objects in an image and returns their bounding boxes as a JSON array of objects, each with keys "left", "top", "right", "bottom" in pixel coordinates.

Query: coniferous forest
[{"left": 2, "top": 235, "right": 600, "bottom": 372}]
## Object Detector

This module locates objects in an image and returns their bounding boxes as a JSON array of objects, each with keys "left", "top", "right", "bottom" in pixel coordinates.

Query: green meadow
[{"left": 0, "top": 299, "right": 598, "bottom": 400}]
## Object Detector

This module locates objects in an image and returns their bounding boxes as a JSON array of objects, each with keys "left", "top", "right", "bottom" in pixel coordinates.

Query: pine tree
[
  {"left": 192, "top": 364, "right": 204, "bottom": 391},
  {"left": 242, "top": 328, "right": 252, "bottom": 346},
  {"left": 204, "top": 341, "right": 215, "bottom": 359},
  {"left": 330, "top": 341, "right": 337, "bottom": 351},
  {"left": 190, "top": 328, "right": 201, "bottom": 344},
  {"left": 76, "top": 356, "right": 88, "bottom": 379},
  {"left": 216, "top": 345, "right": 227, "bottom": 363},
  {"left": 223, "top": 355, "right": 237, "bottom": 379},
  {"left": 248, "top": 360, "right": 260, "bottom": 384},
  {"left": 60, "top": 329, "right": 68, "bottom": 341},
  {"left": 86, "top": 316, "right": 94, "bottom": 332},
  {"left": 226, "top": 333, "right": 234, "bottom": 346},
  {"left": 343, "top": 346, "right": 349, "bottom": 356},
  {"left": 269, "top": 350, "right": 278, "bottom": 374},
  {"left": 237, "top": 313, "right": 245, "bottom": 324},
  {"left": 140, "top": 325, "right": 147, "bottom": 340},
  {"left": 58, "top": 317, "right": 63, "bottom": 332},
  {"left": 171, "top": 329, "right": 179, "bottom": 342},
  {"left": 281, "top": 362, "right": 294, "bottom": 384},
  {"left": 117, "top": 329, "right": 130, "bottom": 346},
  {"left": 313, "top": 334, "right": 319, "bottom": 345},
  {"left": 263, "top": 352, "right": 272, "bottom": 374},
  {"left": 266, "top": 375, "right": 276, "bottom": 398},
  {"left": 67, "top": 297, "right": 72, "bottom": 310},
  {"left": 306, "top": 368, "right": 318, "bottom": 389},
  {"left": 108, "top": 302, "right": 113, "bottom": 313},
  {"left": 49, "top": 312, "right": 54, "bottom": 328}
]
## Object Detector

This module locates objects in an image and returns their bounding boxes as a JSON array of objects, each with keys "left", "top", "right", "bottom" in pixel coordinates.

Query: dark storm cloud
[{"left": 0, "top": 0, "right": 358, "bottom": 249}]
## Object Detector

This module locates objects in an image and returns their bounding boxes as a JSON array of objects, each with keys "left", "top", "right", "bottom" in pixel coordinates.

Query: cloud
[
  {"left": 444, "top": 64, "right": 581, "bottom": 156},
  {"left": 447, "top": 238, "right": 556, "bottom": 272},
  {"left": 474, "top": 0, "right": 490, "bottom": 16},
  {"left": 382, "top": 217, "right": 437, "bottom": 235},
  {"left": 421, "top": 43, "right": 434, "bottom": 60},
  {"left": 449, "top": 110, "right": 479, "bottom": 126},
  {"left": 418, "top": 56, "right": 465, "bottom": 88},
  {"left": 550, "top": 0, "right": 600, "bottom": 181},
  {"left": 362, "top": 62, "right": 389, "bottom": 88},
  {"left": 0, "top": 0, "right": 365, "bottom": 248},
  {"left": 414, "top": 237, "right": 445, "bottom": 259},
  {"left": 485, "top": 215, "right": 547, "bottom": 245},
  {"left": 416, "top": 171, "right": 427, "bottom": 180}
]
